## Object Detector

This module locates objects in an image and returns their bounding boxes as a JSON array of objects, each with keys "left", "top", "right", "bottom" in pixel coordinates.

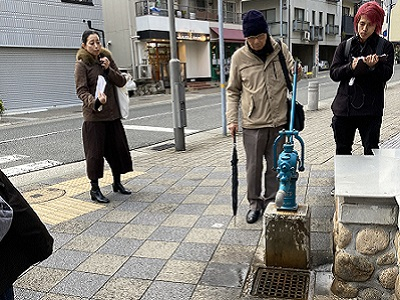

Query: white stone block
[{"left": 338, "top": 203, "right": 398, "bottom": 225}]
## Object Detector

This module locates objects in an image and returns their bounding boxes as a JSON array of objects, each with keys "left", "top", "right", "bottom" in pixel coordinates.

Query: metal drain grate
[
  {"left": 151, "top": 143, "right": 175, "bottom": 151},
  {"left": 251, "top": 267, "right": 310, "bottom": 299}
]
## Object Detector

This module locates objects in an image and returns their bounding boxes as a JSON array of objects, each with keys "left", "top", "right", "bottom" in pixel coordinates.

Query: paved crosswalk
[{"left": 0, "top": 155, "right": 62, "bottom": 177}]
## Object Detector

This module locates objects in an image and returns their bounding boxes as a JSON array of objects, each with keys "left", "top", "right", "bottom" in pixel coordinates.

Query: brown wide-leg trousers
[{"left": 82, "top": 119, "right": 133, "bottom": 180}]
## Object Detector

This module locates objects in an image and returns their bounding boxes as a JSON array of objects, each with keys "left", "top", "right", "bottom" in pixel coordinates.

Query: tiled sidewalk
[{"left": 8, "top": 81, "right": 400, "bottom": 299}]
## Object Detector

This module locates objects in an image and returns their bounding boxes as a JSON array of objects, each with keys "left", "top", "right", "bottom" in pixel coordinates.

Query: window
[
  {"left": 61, "top": 0, "right": 94, "bottom": 6},
  {"left": 224, "top": 1, "right": 236, "bottom": 13},
  {"left": 196, "top": 0, "right": 206, "bottom": 8},
  {"left": 342, "top": 7, "right": 350, "bottom": 16},
  {"left": 264, "top": 9, "right": 276, "bottom": 23},
  {"left": 312, "top": 11, "right": 315, "bottom": 25},
  {"left": 294, "top": 8, "right": 305, "bottom": 22},
  {"left": 319, "top": 12, "right": 323, "bottom": 26},
  {"left": 224, "top": 2, "right": 236, "bottom": 23},
  {"left": 327, "top": 13, "right": 335, "bottom": 25}
]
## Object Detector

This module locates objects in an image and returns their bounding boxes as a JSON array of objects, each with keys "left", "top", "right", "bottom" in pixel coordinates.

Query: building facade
[
  {"left": 103, "top": 0, "right": 398, "bottom": 89},
  {"left": 102, "top": 0, "right": 244, "bottom": 88},
  {"left": 103, "top": 0, "right": 343, "bottom": 85},
  {"left": 1, "top": 1, "right": 397, "bottom": 111},
  {"left": 0, "top": 0, "right": 104, "bottom": 111}
]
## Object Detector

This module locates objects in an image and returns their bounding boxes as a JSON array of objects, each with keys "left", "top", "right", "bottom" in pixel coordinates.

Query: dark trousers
[
  {"left": 243, "top": 127, "right": 283, "bottom": 211},
  {"left": 82, "top": 119, "right": 133, "bottom": 180},
  {"left": 0, "top": 286, "right": 14, "bottom": 300},
  {"left": 331, "top": 115, "right": 382, "bottom": 155}
]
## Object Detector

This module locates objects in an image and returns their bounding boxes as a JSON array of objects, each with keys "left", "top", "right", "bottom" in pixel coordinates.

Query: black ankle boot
[
  {"left": 90, "top": 189, "right": 110, "bottom": 203},
  {"left": 112, "top": 182, "right": 131, "bottom": 195}
]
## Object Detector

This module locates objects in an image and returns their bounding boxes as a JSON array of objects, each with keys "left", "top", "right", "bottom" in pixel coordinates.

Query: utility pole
[
  {"left": 218, "top": 0, "right": 227, "bottom": 136},
  {"left": 386, "top": 0, "right": 393, "bottom": 41},
  {"left": 168, "top": 0, "right": 186, "bottom": 151},
  {"left": 280, "top": 0, "right": 283, "bottom": 38}
]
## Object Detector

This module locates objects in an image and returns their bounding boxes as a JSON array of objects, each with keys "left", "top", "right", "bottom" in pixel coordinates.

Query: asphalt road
[{"left": 0, "top": 65, "right": 398, "bottom": 177}]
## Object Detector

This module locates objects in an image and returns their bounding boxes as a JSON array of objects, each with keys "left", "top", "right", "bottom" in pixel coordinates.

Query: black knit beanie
[{"left": 242, "top": 10, "right": 269, "bottom": 37}]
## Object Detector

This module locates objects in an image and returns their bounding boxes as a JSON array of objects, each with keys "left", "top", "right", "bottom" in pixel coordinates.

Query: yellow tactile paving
[
  {"left": 31, "top": 196, "right": 104, "bottom": 225},
  {"left": 24, "top": 170, "right": 144, "bottom": 225},
  {"left": 49, "top": 170, "right": 144, "bottom": 197}
]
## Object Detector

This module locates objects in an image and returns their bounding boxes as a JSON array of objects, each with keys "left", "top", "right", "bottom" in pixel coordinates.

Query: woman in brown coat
[{"left": 74, "top": 30, "right": 133, "bottom": 203}]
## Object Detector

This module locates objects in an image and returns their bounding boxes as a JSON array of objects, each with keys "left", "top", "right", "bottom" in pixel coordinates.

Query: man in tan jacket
[{"left": 226, "top": 10, "right": 299, "bottom": 223}]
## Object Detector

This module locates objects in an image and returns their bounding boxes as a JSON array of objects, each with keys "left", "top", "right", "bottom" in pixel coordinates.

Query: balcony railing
[
  {"left": 292, "top": 20, "right": 310, "bottom": 32},
  {"left": 310, "top": 25, "right": 324, "bottom": 41},
  {"left": 325, "top": 24, "right": 339, "bottom": 35},
  {"left": 135, "top": 0, "right": 242, "bottom": 24},
  {"left": 268, "top": 22, "right": 288, "bottom": 37}
]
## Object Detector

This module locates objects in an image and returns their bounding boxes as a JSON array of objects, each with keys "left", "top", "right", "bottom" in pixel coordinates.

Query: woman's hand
[
  {"left": 99, "top": 57, "right": 110, "bottom": 70},
  {"left": 98, "top": 92, "right": 107, "bottom": 105}
]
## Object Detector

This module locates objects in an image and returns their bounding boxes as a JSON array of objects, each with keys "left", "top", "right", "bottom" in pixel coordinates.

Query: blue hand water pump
[{"left": 272, "top": 61, "right": 305, "bottom": 211}]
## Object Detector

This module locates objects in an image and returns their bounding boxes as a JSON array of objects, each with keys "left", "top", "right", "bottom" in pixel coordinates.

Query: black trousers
[
  {"left": 331, "top": 115, "right": 382, "bottom": 155},
  {"left": 82, "top": 119, "right": 133, "bottom": 180},
  {"left": 0, "top": 286, "right": 13, "bottom": 300}
]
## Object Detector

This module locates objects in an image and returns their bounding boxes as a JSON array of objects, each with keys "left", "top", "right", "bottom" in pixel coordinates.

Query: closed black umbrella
[{"left": 231, "top": 133, "right": 239, "bottom": 217}]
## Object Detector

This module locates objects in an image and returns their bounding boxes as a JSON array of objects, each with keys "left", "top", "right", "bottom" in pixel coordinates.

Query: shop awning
[{"left": 210, "top": 27, "right": 245, "bottom": 43}]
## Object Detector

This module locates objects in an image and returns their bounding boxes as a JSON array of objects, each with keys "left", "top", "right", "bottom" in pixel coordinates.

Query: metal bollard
[{"left": 308, "top": 81, "right": 319, "bottom": 111}]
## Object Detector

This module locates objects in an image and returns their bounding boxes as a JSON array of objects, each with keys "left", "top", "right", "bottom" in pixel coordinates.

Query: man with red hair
[{"left": 329, "top": 1, "right": 394, "bottom": 195}]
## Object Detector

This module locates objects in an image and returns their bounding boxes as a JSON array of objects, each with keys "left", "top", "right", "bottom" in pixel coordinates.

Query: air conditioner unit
[
  {"left": 302, "top": 31, "right": 311, "bottom": 41},
  {"left": 137, "top": 65, "right": 152, "bottom": 79}
]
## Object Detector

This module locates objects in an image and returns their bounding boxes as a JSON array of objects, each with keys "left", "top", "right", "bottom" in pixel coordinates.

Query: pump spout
[{"left": 275, "top": 190, "right": 286, "bottom": 208}]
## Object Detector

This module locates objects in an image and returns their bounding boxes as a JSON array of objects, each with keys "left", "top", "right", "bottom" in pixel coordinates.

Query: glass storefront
[
  {"left": 147, "top": 42, "right": 171, "bottom": 82},
  {"left": 211, "top": 42, "right": 243, "bottom": 81}
]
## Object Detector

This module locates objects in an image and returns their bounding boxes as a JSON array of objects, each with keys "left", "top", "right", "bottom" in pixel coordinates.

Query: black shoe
[
  {"left": 112, "top": 182, "right": 131, "bottom": 195},
  {"left": 90, "top": 189, "right": 110, "bottom": 203},
  {"left": 330, "top": 187, "right": 335, "bottom": 197},
  {"left": 246, "top": 210, "right": 261, "bottom": 224}
]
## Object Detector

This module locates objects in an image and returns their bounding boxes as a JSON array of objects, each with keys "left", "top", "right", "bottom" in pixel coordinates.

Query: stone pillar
[
  {"left": 332, "top": 196, "right": 399, "bottom": 299},
  {"left": 264, "top": 203, "right": 310, "bottom": 270}
]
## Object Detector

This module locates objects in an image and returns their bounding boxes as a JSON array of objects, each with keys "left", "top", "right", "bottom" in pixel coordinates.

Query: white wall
[
  {"left": 136, "top": 15, "right": 209, "bottom": 33},
  {"left": 184, "top": 41, "right": 211, "bottom": 79},
  {"left": 102, "top": 0, "right": 134, "bottom": 72}
]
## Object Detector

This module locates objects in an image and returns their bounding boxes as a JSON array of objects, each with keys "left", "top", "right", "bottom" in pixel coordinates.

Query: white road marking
[
  {"left": 0, "top": 154, "right": 29, "bottom": 164},
  {"left": 3, "top": 160, "right": 63, "bottom": 177},
  {"left": 124, "top": 125, "right": 199, "bottom": 134},
  {"left": 0, "top": 129, "right": 78, "bottom": 144}
]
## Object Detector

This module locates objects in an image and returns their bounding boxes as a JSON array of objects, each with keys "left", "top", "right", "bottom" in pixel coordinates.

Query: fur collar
[{"left": 76, "top": 47, "right": 112, "bottom": 65}]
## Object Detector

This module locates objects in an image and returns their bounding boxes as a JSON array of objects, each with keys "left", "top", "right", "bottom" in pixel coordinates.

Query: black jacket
[
  {"left": 0, "top": 170, "right": 53, "bottom": 294},
  {"left": 330, "top": 33, "right": 394, "bottom": 116}
]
